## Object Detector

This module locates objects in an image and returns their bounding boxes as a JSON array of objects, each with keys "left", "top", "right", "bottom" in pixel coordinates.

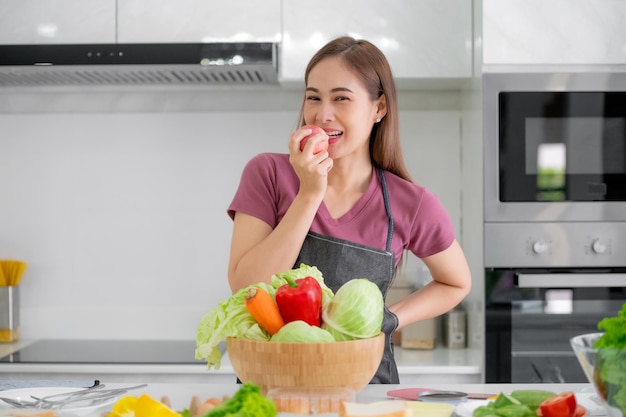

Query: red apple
[{"left": 299, "top": 124, "right": 329, "bottom": 154}]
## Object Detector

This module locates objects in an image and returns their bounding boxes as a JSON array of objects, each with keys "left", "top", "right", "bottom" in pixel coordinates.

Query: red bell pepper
[{"left": 275, "top": 275, "right": 322, "bottom": 327}]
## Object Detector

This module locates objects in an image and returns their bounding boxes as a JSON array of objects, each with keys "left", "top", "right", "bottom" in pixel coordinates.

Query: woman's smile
[{"left": 323, "top": 128, "right": 343, "bottom": 145}]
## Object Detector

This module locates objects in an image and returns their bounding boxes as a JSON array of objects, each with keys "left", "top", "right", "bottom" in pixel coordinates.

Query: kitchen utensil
[
  {"left": 27, "top": 383, "right": 106, "bottom": 407},
  {"left": 226, "top": 332, "right": 384, "bottom": 394},
  {"left": 418, "top": 390, "right": 468, "bottom": 404},
  {"left": 0, "top": 285, "right": 19, "bottom": 343},
  {"left": 0, "top": 260, "right": 27, "bottom": 286},
  {"left": 571, "top": 332, "right": 626, "bottom": 417},
  {"left": 0, "top": 384, "right": 147, "bottom": 412},
  {"left": 387, "top": 388, "right": 495, "bottom": 401}
]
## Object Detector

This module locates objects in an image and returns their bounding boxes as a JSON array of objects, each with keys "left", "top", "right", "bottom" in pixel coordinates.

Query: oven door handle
[{"left": 517, "top": 273, "right": 626, "bottom": 288}]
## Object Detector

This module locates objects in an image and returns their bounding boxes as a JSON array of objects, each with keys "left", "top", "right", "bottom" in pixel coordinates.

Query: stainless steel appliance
[
  {"left": 0, "top": 42, "right": 279, "bottom": 86},
  {"left": 483, "top": 70, "right": 626, "bottom": 383}
]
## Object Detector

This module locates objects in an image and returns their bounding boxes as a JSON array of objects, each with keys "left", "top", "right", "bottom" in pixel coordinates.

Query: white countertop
[
  {"left": 129, "top": 382, "right": 596, "bottom": 407},
  {"left": 0, "top": 382, "right": 597, "bottom": 417}
]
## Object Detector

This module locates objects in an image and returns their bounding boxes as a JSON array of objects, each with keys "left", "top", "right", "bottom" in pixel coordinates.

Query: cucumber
[{"left": 510, "top": 390, "right": 556, "bottom": 411}]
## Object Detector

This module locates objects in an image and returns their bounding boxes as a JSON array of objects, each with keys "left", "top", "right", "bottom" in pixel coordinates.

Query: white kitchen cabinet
[
  {"left": 117, "top": 0, "right": 281, "bottom": 43},
  {"left": 281, "top": 0, "right": 473, "bottom": 83},
  {"left": 483, "top": 0, "right": 626, "bottom": 65},
  {"left": 0, "top": 0, "right": 115, "bottom": 44}
]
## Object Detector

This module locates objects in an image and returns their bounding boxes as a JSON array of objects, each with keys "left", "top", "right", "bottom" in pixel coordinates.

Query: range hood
[{"left": 0, "top": 42, "right": 279, "bottom": 87}]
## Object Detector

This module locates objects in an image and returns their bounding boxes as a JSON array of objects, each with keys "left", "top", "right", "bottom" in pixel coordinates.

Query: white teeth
[{"left": 327, "top": 130, "right": 342, "bottom": 137}]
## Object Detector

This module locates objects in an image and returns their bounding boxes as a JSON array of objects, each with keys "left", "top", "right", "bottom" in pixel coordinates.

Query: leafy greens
[
  {"left": 195, "top": 264, "right": 332, "bottom": 369},
  {"left": 594, "top": 302, "right": 626, "bottom": 414}
]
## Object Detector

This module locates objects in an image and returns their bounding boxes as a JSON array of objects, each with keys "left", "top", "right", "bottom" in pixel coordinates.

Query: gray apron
[{"left": 294, "top": 168, "right": 399, "bottom": 384}]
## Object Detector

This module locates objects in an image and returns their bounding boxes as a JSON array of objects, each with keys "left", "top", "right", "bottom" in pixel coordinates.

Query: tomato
[
  {"left": 299, "top": 124, "right": 328, "bottom": 154},
  {"left": 574, "top": 405, "right": 586, "bottom": 417},
  {"left": 539, "top": 392, "right": 578, "bottom": 417}
]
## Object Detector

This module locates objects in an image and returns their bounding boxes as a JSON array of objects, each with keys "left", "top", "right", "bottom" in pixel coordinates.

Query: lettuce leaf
[
  {"left": 203, "top": 383, "right": 277, "bottom": 417},
  {"left": 594, "top": 303, "right": 626, "bottom": 413},
  {"left": 195, "top": 282, "right": 273, "bottom": 369}
]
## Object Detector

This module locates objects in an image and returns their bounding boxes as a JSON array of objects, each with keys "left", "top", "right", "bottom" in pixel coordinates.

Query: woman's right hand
[{"left": 288, "top": 125, "right": 333, "bottom": 201}]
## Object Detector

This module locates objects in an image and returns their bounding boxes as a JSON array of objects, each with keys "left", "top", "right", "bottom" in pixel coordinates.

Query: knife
[{"left": 387, "top": 388, "right": 496, "bottom": 401}]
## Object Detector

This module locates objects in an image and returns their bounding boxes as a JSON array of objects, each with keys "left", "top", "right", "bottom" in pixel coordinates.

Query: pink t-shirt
[{"left": 228, "top": 153, "right": 455, "bottom": 265}]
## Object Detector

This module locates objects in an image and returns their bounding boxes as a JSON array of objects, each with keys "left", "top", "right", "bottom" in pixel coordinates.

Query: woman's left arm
[{"left": 388, "top": 239, "right": 472, "bottom": 329}]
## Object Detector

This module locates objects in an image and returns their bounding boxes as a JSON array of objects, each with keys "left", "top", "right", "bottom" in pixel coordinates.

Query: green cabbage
[
  {"left": 321, "top": 278, "right": 383, "bottom": 340},
  {"left": 195, "top": 264, "right": 333, "bottom": 369},
  {"left": 270, "top": 320, "right": 335, "bottom": 343}
]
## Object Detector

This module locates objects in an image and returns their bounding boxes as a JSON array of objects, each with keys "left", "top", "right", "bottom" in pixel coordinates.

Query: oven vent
[{"left": 0, "top": 66, "right": 277, "bottom": 87}]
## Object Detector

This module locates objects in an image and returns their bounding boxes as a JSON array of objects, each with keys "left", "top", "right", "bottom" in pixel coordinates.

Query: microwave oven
[{"left": 483, "top": 71, "right": 626, "bottom": 224}]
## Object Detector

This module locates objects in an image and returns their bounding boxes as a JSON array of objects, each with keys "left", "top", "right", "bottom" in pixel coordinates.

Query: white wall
[{"left": 0, "top": 95, "right": 468, "bottom": 341}]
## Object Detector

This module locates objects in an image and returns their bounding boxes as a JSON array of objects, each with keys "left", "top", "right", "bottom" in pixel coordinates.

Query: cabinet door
[
  {"left": 483, "top": 0, "right": 626, "bottom": 65},
  {"left": 117, "top": 0, "right": 281, "bottom": 43},
  {"left": 0, "top": 0, "right": 115, "bottom": 44},
  {"left": 281, "top": 0, "right": 472, "bottom": 82}
]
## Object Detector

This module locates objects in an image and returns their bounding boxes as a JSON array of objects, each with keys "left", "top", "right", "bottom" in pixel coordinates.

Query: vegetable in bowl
[
  {"left": 571, "top": 303, "right": 626, "bottom": 417},
  {"left": 195, "top": 264, "right": 385, "bottom": 370},
  {"left": 593, "top": 303, "right": 626, "bottom": 417},
  {"left": 195, "top": 264, "right": 333, "bottom": 370},
  {"left": 322, "top": 278, "right": 384, "bottom": 341}
]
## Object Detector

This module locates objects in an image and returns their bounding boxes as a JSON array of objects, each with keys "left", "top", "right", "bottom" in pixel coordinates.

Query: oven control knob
[
  {"left": 592, "top": 239, "right": 607, "bottom": 254},
  {"left": 532, "top": 240, "right": 548, "bottom": 254}
]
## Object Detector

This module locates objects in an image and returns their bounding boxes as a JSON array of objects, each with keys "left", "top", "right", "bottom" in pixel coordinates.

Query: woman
[{"left": 227, "top": 36, "right": 471, "bottom": 383}]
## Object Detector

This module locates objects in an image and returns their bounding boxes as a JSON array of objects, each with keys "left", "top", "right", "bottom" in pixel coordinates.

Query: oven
[{"left": 483, "top": 70, "right": 626, "bottom": 383}]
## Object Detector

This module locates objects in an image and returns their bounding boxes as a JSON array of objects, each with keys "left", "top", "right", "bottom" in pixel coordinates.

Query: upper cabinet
[
  {"left": 0, "top": 0, "right": 474, "bottom": 81},
  {"left": 117, "top": 0, "right": 281, "bottom": 43},
  {"left": 483, "top": 0, "right": 626, "bottom": 65},
  {"left": 281, "top": 0, "right": 473, "bottom": 83},
  {"left": 0, "top": 0, "right": 115, "bottom": 44}
]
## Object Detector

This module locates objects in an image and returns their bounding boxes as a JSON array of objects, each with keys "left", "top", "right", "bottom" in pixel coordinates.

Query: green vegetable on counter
[
  {"left": 594, "top": 303, "right": 626, "bottom": 414},
  {"left": 473, "top": 390, "right": 556, "bottom": 417},
  {"left": 510, "top": 390, "right": 558, "bottom": 412},
  {"left": 202, "top": 383, "right": 276, "bottom": 417}
]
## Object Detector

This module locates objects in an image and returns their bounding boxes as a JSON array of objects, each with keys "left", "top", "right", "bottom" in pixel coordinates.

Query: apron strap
[{"left": 377, "top": 168, "right": 394, "bottom": 253}]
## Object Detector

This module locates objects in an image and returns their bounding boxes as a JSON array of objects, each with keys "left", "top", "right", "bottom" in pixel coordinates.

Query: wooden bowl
[{"left": 226, "top": 333, "right": 384, "bottom": 393}]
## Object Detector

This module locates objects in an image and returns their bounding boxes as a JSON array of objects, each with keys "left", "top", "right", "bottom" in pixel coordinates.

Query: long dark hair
[{"left": 298, "top": 36, "right": 414, "bottom": 183}]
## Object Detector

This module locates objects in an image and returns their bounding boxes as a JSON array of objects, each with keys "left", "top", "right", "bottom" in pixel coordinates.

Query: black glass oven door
[
  {"left": 499, "top": 91, "right": 626, "bottom": 202},
  {"left": 485, "top": 268, "right": 626, "bottom": 383}
]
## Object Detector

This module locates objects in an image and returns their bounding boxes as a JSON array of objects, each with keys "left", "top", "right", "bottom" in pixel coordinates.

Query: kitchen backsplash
[{"left": 0, "top": 93, "right": 469, "bottom": 341}]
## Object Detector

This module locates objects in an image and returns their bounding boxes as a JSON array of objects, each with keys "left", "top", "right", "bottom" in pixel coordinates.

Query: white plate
[
  {"left": 0, "top": 387, "right": 117, "bottom": 417},
  {"left": 455, "top": 400, "right": 491, "bottom": 417}
]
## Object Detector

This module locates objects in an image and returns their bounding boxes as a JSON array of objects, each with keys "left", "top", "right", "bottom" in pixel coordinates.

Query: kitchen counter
[
  {"left": 0, "top": 340, "right": 482, "bottom": 384},
  {"left": 0, "top": 382, "right": 600, "bottom": 417},
  {"left": 125, "top": 382, "right": 596, "bottom": 407}
]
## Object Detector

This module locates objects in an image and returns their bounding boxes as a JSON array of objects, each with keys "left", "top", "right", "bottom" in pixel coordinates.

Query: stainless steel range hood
[{"left": 0, "top": 43, "right": 279, "bottom": 87}]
